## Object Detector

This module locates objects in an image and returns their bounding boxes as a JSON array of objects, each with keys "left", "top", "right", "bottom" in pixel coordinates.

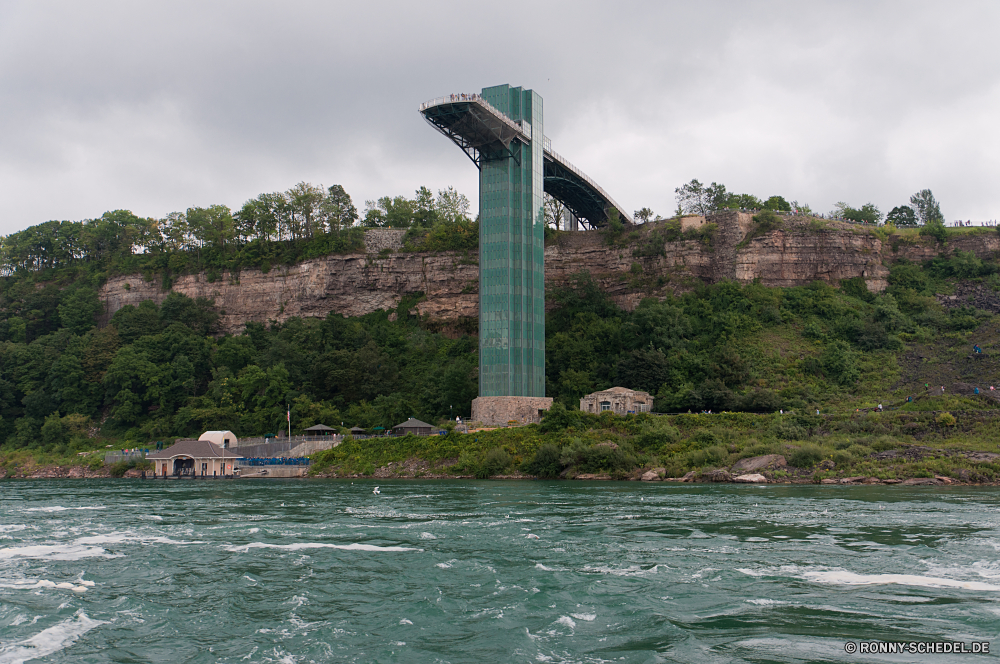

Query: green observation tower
[{"left": 420, "top": 84, "right": 631, "bottom": 425}]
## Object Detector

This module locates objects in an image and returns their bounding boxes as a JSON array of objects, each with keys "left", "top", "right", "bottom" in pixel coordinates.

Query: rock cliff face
[{"left": 97, "top": 215, "right": 1000, "bottom": 334}]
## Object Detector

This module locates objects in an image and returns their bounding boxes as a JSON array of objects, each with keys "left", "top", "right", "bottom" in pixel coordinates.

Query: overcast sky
[{"left": 1, "top": 0, "right": 998, "bottom": 234}]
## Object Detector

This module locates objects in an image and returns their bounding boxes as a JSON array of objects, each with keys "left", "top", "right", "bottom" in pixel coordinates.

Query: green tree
[
  {"left": 675, "top": 180, "right": 734, "bottom": 215},
  {"left": 544, "top": 194, "right": 567, "bottom": 229},
  {"left": 287, "top": 182, "right": 326, "bottom": 238},
  {"left": 833, "top": 202, "right": 882, "bottom": 224},
  {"left": 910, "top": 189, "right": 943, "bottom": 225},
  {"left": 886, "top": 205, "right": 917, "bottom": 227},
  {"left": 187, "top": 205, "right": 235, "bottom": 252},
  {"left": 435, "top": 186, "right": 471, "bottom": 223},
  {"left": 40, "top": 412, "right": 68, "bottom": 448},
  {"left": 57, "top": 287, "right": 101, "bottom": 335},
  {"left": 762, "top": 196, "right": 792, "bottom": 212},
  {"left": 727, "top": 193, "right": 764, "bottom": 210},
  {"left": 633, "top": 207, "right": 655, "bottom": 224},
  {"left": 322, "top": 184, "right": 359, "bottom": 231}
]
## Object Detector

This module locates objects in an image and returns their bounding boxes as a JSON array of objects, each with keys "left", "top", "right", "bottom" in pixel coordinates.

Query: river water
[{"left": 0, "top": 480, "right": 998, "bottom": 663}]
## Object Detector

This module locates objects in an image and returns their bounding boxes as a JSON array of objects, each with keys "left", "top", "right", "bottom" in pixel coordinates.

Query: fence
[
  {"left": 236, "top": 457, "right": 311, "bottom": 467},
  {"left": 105, "top": 450, "right": 147, "bottom": 464},
  {"left": 235, "top": 434, "right": 342, "bottom": 448}
]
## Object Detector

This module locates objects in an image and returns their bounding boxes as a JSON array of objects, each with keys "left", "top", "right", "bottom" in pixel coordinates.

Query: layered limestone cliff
[{"left": 97, "top": 214, "right": 999, "bottom": 334}]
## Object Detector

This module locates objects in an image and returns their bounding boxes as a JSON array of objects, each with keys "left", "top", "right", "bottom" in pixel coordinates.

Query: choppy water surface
[{"left": 1, "top": 480, "right": 999, "bottom": 663}]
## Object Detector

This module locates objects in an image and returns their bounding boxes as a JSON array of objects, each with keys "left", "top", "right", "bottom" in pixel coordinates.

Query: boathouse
[{"left": 146, "top": 439, "right": 243, "bottom": 478}]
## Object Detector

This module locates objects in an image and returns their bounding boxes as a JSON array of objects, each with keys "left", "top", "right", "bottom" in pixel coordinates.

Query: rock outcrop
[
  {"left": 733, "top": 473, "right": 767, "bottom": 483},
  {"left": 97, "top": 214, "right": 995, "bottom": 334},
  {"left": 732, "top": 454, "right": 787, "bottom": 473}
]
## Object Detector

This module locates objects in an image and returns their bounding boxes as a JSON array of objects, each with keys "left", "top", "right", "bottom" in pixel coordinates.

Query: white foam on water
[
  {"left": 0, "top": 544, "right": 116, "bottom": 561},
  {"left": 584, "top": 564, "right": 658, "bottom": 577},
  {"left": 248, "top": 528, "right": 259, "bottom": 534},
  {"left": 534, "top": 563, "right": 557, "bottom": 571},
  {"left": 803, "top": 570, "right": 1000, "bottom": 591},
  {"left": 75, "top": 534, "right": 203, "bottom": 546},
  {"left": 399, "top": 619, "right": 413, "bottom": 625},
  {"left": 225, "top": 542, "right": 421, "bottom": 553},
  {"left": 745, "top": 599, "right": 787, "bottom": 606},
  {"left": 570, "top": 613, "right": 596, "bottom": 621},
  {"left": 0, "top": 526, "right": 26, "bottom": 534},
  {"left": 419, "top": 532, "right": 437, "bottom": 540},
  {"left": 22, "top": 506, "right": 106, "bottom": 513},
  {"left": 1, "top": 577, "right": 94, "bottom": 593},
  {"left": 0, "top": 610, "right": 105, "bottom": 664},
  {"left": 556, "top": 616, "right": 576, "bottom": 629},
  {"left": 745, "top": 537, "right": 769, "bottom": 542},
  {"left": 435, "top": 562, "right": 452, "bottom": 569}
]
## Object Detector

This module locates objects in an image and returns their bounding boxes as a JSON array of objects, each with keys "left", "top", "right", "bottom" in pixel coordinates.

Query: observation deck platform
[{"left": 420, "top": 94, "right": 632, "bottom": 228}]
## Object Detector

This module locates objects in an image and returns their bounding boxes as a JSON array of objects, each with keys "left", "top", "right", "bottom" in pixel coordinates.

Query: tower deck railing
[{"left": 420, "top": 92, "right": 634, "bottom": 225}]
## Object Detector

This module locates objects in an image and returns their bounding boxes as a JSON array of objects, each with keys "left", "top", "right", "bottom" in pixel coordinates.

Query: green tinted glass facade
[{"left": 479, "top": 85, "right": 545, "bottom": 397}]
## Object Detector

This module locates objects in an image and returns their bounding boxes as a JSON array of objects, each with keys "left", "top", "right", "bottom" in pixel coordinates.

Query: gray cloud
[{"left": 1, "top": 0, "right": 999, "bottom": 233}]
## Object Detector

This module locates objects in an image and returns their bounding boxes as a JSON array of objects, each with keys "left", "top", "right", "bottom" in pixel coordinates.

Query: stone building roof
[{"left": 583, "top": 386, "right": 652, "bottom": 398}]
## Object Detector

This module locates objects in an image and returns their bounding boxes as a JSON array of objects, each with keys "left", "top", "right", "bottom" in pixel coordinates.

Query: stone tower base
[{"left": 471, "top": 396, "right": 554, "bottom": 427}]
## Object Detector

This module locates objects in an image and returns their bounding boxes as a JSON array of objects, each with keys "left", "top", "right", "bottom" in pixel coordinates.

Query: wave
[
  {"left": 0, "top": 611, "right": 105, "bottom": 664},
  {"left": 0, "top": 544, "right": 116, "bottom": 561},
  {"left": 803, "top": 570, "right": 1000, "bottom": 591},
  {"left": 0, "top": 579, "right": 93, "bottom": 592},
  {"left": 22, "top": 506, "right": 106, "bottom": 513},
  {"left": 75, "top": 534, "right": 203, "bottom": 546},
  {"left": 583, "top": 564, "right": 659, "bottom": 577},
  {"left": 224, "top": 542, "right": 421, "bottom": 553}
]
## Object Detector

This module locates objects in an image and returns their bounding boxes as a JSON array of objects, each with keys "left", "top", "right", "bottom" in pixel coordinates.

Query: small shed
[
  {"left": 199, "top": 430, "right": 238, "bottom": 449},
  {"left": 304, "top": 424, "right": 336, "bottom": 437},
  {"left": 392, "top": 418, "right": 434, "bottom": 436},
  {"left": 349, "top": 426, "right": 366, "bottom": 435}
]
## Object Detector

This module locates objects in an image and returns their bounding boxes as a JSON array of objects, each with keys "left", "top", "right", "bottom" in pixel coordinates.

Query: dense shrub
[
  {"left": 787, "top": 443, "right": 825, "bottom": 468},
  {"left": 521, "top": 443, "right": 562, "bottom": 478}
]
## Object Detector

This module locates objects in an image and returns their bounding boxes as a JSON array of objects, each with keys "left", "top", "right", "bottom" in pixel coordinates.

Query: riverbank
[{"left": 5, "top": 407, "right": 1000, "bottom": 484}]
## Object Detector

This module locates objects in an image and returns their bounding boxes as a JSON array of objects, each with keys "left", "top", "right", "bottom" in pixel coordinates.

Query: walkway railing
[
  {"left": 235, "top": 434, "right": 342, "bottom": 448},
  {"left": 105, "top": 450, "right": 147, "bottom": 464},
  {"left": 237, "top": 457, "right": 311, "bottom": 467}
]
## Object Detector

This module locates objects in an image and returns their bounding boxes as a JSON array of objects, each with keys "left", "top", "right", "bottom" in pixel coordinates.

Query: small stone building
[{"left": 580, "top": 387, "right": 653, "bottom": 415}]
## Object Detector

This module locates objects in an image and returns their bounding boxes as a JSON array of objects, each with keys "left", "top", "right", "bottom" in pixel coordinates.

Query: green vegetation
[
  {"left": 0, "top": 182, "right": 476, "bottom": 285},
  {"left": 310, "top": 408, "right": 1000, "bottom": 483},
  {"left": 3, "top": 185, "right": 1000, "bottom": 482}
]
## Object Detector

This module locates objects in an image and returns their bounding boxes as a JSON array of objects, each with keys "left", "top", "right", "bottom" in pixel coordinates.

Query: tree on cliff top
[
  {"left": 910, "top": 189, "right": 944, "bottom": 225},
  {"left": 675, "top": 179, "right": 729, "bottom": 215},
  {"left": 886, "top": 205, "right": 917, "bottom": 227},
  {"left": 833, "top": 202, "right": 883, "bottom": 224}
]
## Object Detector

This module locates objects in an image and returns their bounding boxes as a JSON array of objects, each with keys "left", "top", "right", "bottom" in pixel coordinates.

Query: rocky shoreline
[{"left": 7, "top": 448, "right": 1000, "bottom": 485}]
